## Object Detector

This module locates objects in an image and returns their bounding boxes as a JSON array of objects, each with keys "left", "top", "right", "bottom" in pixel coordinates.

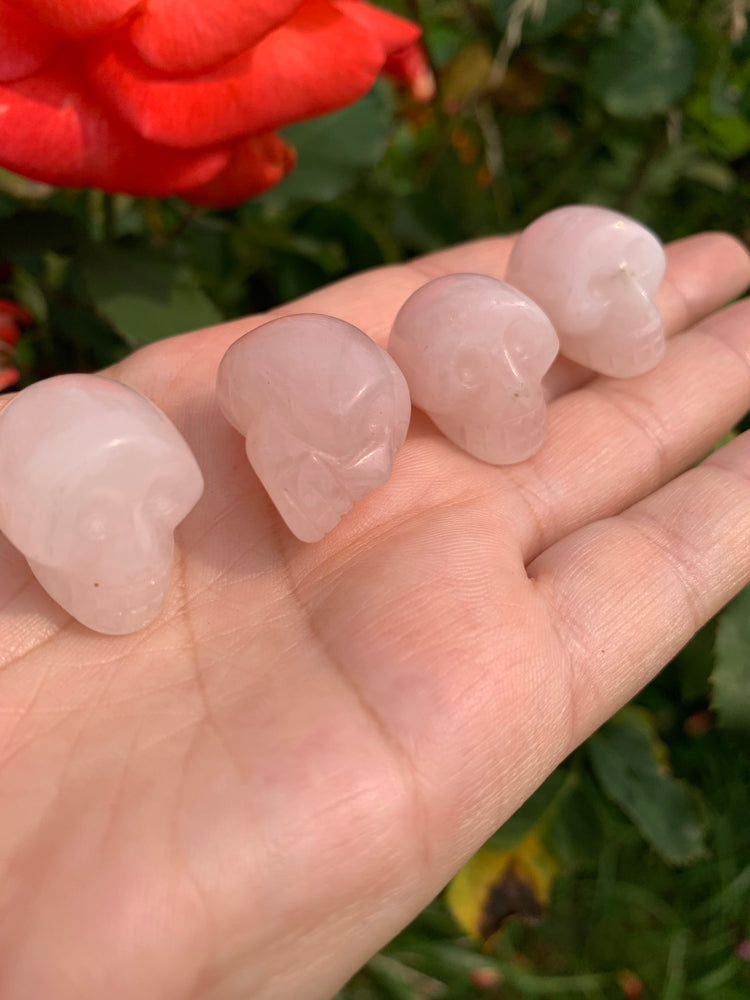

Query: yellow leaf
[
  {"left": 441, "top": 41, "right": 495, "bottom": 109},
  {"left": 445, "top": 831, "right": 558, "bottom": 943}
]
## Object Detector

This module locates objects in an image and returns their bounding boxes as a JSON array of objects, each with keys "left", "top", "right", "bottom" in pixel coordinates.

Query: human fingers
[
  {"left": 527, "top": 428, "right": 750, "bottom": 742},
  {"left": 503, "top": 295, "right": 750, "bottom": 563},
  {"left": 250, "top": 231, "right": 749, "bottom": 356},
  {"left": 5, "top": 228, "right": 742, "bottom": 427},
  {"left": 109, "top": 230, "right": 750, "bottom": 456},
  {"left": 119, "top": 234, "right": 518, "bottom": 396}
]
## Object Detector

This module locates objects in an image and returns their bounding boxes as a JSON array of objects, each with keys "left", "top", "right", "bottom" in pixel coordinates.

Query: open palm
[{"left": 1, "top": 232, "right": 749, "bottom": 1000}]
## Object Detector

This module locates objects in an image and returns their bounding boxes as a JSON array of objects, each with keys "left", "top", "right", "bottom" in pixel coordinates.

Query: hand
[{"left": 1, "top": 232, "right": 749, "bottom": 1000}]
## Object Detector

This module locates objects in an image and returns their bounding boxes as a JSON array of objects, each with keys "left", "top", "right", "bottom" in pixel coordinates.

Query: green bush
[{"left": 2, "top": 0, "right": 749, "bottom": 382}]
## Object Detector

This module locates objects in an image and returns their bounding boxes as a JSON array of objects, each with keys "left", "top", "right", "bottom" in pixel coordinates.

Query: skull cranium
[
  {"left": 0, "top": 374, "right": 204, "bottom": 634},
  {"left": 388, "top": 273, "right": 559, "bottom": 464},
  {"left": 217, "top": 314, "right": 411, "bottom": 542},
  {"left": 505, "top": 205, "right": 666, "bottom": 377}
]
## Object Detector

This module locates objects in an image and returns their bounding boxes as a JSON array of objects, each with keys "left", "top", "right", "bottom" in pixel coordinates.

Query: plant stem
[
  {"left": 103, "top": 193, "right": 116, "bottom": 241},
  {"left": 617, "top": 120, "right": 668, "bottom": 215}
]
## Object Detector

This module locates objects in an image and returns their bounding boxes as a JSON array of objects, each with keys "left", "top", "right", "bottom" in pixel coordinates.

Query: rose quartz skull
[
  {"left": 217, "top": 314, "right": 411, "bottom": 543},
  {"left": 505, "top": 205, "right": 666, "bottom": 377},
  {"left": 0, "top": 374, "right": 203, "bottom": 634},
  {"left": 388, "top": 274, "right": 559, "bottom": 464}
]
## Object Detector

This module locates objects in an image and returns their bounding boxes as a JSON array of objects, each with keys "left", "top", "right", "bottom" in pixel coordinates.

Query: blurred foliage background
[
  {"left": 1, "top": 0, "right": 749, "bottom": 997},
  {"left": 3, "top": 0, "right": 750, "bottom": 382}
]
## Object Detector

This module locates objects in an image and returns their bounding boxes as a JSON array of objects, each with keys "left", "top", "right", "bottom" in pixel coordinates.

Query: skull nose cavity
[
  {"left": 296, "top": 454, "right": 348, "bottom": 510},
  {"left": 274, "top": 454, "right": 353, "bottom": 542}
]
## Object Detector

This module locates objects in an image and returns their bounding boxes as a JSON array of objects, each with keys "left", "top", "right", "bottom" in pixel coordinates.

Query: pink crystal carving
[
  {"left": 505, "top": 204, "right": 666, "bottom": 377},
  {"left": 217, "top": 313, "right": 411, "bottom": 543},
  {"left": 388, "top": 273, "right": 559, "bottom": 465},
  {"left": 0, "top": 374, "right": 204, "bottom": 635}
]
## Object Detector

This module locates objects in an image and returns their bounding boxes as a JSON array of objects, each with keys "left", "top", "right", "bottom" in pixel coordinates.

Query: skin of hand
[{"left": 0, "top": 232, "right": 749, "bottom": 1000}]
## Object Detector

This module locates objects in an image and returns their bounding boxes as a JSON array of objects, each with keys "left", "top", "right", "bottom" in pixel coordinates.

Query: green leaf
[
  {"left": 78, "top": 241, "right": 222, "bottom": 348},
  {"left": 682, "top": 156, "right": 737, "bottom": 193},
  {"left": 588, "top": 2, "right": 696, "bottom": 119},
  {"left": 269, "top": 86, "right": 393, "bottom": 203},
  {"left": 712, "top": 584, "right": 750, "bottom": 731},
  {"left": 603, "top": 0, "right": 643, "bottom": 13},
  {"left": 588, "top": 706, "right": 706, "bottom": 865},
  {"left": 545, "top": 772, "right": 606, "bottom": 866},
  {"left": 489, "top": 767, "right": 572, "bottom": 848},
  {"left": 492, "top": 0, "right": 583, "bottom": 41},
  {"left": 10, "top": 265, "right": 48, "bottom": 324},
  {"left": 688, "top": 93, "right": 750, "bottom": 159},
  {"left": 0, "top": 167, "right": 54, "bottom": 202},
  {"left": 674, "top": 621, "right": 716, "bottom": 703}
]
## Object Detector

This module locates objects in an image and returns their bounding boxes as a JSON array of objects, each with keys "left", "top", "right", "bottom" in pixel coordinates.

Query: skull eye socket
[
  {"left": 453, "top": 347, "right": 486, "bottom": 389},
  {"left": 146, "top": 479, "right": 180, "bottom": 521},
  {"left": 345, "top": 386, "right": 392, "bottom": 442},
  {"left": 504, "top": 324, "right": 539, "bottom": 366},
  {"left": 363, "top": 398, "right": 390, "bottom": 436},
  {"left": 76, "top": 493, "right": 127, "bottom": 543}
]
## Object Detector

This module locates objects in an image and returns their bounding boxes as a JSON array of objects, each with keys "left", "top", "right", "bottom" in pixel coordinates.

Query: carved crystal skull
[
  {"left": 505, "top": 204, "right": 666, "bottom": 377},
  {"left": 0, "top": 374, "right": 204, "bottom": 634},
  {"left": 388, "top": 273, "right": 559, "bottom": 464},
  {"left": 217, "top": 314, "right": 411, "bottom": 543}
]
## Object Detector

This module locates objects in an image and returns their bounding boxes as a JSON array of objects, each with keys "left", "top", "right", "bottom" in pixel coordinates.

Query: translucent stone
[
  {"left": 505, "top": 204, "right": 666, "bottom": 377},
  {"left": 0, "top": 374, "right": 204, "bottom": 635},
  {"left": 217, "top": 313, "right": 411, "bottom": 543},
  {"left": 388, "top": 273, "right": 559, "bottom": 465}
]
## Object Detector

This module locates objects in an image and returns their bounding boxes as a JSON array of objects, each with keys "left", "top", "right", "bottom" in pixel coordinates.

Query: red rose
[
  {"left": 0, "top": 298, "right": 32, "bottom": 392},
  {"left": 0, "top": 0, "right": 432, "bottom": 206}
]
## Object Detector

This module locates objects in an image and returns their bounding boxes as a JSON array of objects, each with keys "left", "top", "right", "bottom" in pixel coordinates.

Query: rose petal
[
  {"left": 331, "top": 0, "right": 421, "bottom": 52},
  {"left": 0, "top": 0, "right": 59, "bottom": 82},
  {"left": 383, "top": 43, "right": 435, "bottom": 102},
  {"left": 0, "top": 367, "right": 20, "bottom": 392},
  {"left": 181, "top": 133, "right": 297, "bottom": 207},
  {"left": 0, "top": 320, "right": 19, "bottom": 348},
  {"left": 6, "top": 0, "right": 140, "bottom": 38},
  {"left": 0, "top": 59, "right": 228, "bottom": 196},
  {"left": 331, "top": 0, "right": 434, "bottom": 101},
  {"left": 0, "top": 67, "right": 89, "bottom": 186},
  {"left": 128, "top": 0, "right": 307, "bottom": 75},
  {"left": 0, "top": 300, "right": 32, "bottom": 330},
  {"left": 85, "top": 0, "right": 386, "bottom": 148},
  {"left": 93, "top": 125, "right": 229, "bottom": 199}
]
